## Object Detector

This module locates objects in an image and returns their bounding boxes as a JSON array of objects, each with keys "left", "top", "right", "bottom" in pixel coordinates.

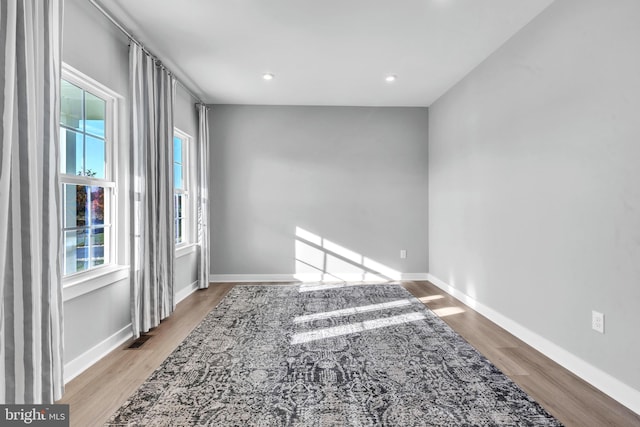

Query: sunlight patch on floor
[
  {"left": 432, "top": 306, "right": 465, "bottom": 317},
  {"left": 418, "top": 295, "right": 444, "bottom": 303},
  {"left": 291, "top": 312, "right": 425, "bottom": 344},
  {"left": 293, "top": 299, "right": 412, "bottom": 323}
]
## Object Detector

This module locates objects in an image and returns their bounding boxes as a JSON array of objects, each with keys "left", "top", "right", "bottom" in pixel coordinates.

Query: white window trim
[
  {"left": 176, "top": 243, "right": 197, "bottom": 259},
  {"left": 63, "top": 265, "right": 129, "bottom": 302},
  {"left": 174, "top": 128, "right": 193, "bottom": 249},
  {"left": 61, "top": 63, "right": 128, "bottom": 298}
]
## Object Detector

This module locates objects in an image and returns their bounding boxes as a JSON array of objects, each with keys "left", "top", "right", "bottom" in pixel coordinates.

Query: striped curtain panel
[
  {"left": 196, "top": 104, "right": 210, "bottom": 289},
  {"left": 130, "top": 44, "right": 175, "bottom": 338},
  {"left": 0, "top": 0, "right": 65, "bottom": 403}
]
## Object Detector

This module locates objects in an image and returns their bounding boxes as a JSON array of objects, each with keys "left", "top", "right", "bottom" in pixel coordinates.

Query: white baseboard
[
  {"left": 175, "top": 280, "right": 200, "bottom": 304},
  {"left": 209, "top": 273, "right": 430, "bottom": 283},
  {"left": 209, "top": 274, "right": 298, "bottom": 283},
  {"left": 401, "top": 273, "right": 429, "bottom": 281},
  {"left": 64, "top": 323, "right": 132, "bottom": 384},
  {"left": 64, "top": 280, "right": 199, "bottom": 385},
  {"left": 426, "top": 273, "right": 640, "bottom": 416}
]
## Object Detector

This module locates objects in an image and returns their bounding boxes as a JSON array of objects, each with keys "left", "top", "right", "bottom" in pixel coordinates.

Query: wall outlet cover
[{"left": 592, "top": 310, "right": 604, "bottom": 334}]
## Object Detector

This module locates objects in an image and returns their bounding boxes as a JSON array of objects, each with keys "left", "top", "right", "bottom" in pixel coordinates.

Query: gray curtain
[
  {"left": 196, "top": 104, "right": 210, "bottom": 289},
  {"left": 0, "top": 0, "right": 65, "bottom": 403},
  {"left": 130, "top": 43, "right": 175, "bottom": 338}
]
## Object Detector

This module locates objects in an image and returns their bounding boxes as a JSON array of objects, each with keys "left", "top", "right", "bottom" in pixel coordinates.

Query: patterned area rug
[{"left": 107, "top": 283, "right": 562, "bottom": 426}]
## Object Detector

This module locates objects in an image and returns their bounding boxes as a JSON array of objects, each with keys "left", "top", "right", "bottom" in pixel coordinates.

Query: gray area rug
[{"left": 107, "top": 283, "right": 562, "bottom": 426}]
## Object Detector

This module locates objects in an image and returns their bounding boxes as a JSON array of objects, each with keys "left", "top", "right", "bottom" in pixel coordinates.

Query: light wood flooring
[{"left": 58, "top": 281, "right": 640, "bottom": 426}]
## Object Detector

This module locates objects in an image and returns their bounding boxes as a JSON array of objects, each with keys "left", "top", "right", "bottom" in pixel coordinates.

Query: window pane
[
  {"left": 60, "top": 128, "right": 84, "bottom": 175},
  {"left": 174, "top": 136, "right": 183, "bottom": 189},
  {"left": 90, "top": 186, "right": 105, "bottom": 225},
  {"left": 84, "top": 92, "right": 106, "bottom": 138},
  {"left": 176, "top": 219, "right": 183, "bottom": 243},
  {"left": 64, "top": 229, "right": 89, "bottom": 275},
  {"left": 91, "top": 228, "right": 105, "bottom": 267},
  {"left": 63, "top": 184, "right": 89, "bottom": 227},
  {"left": 174, "top": 165, "right": 183, "bottom": 189},
  {"left": 63, "top": 230, "right": 78, "bottom": 275},
  {"left": 175, "top": 193, "right": 184, "bottom": 244},
  {"left": 177, "top": 194, "right": 183, "bottom": 218},
  {"left": 174, "top": 194, "right": 179, "bottom": 218},
  {"left": 63, "top": 184, "right": 77, "bottom": 228},
  {"left": 174, "top": 136, "right": 182, "bottom": 164},
  {"left": 85, "top": 135, "right": 105, "bottom": 178},
  {"left": 61, "top": 80, "right": 83, "bottom": 131},
  {"left": 60, "top": 77, "right": 113, "bottom": 277}
]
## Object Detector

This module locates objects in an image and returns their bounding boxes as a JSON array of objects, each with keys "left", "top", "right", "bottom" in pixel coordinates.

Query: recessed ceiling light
[
  {"left": 385, "top": 75, "right": 397, "bottom": 83},
  {"left": 263, "top": 73, "right": 274, "bottom": 81}
]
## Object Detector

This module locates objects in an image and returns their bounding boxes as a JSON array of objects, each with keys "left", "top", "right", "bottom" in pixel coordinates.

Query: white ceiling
[{"left": 105, "top": 0, "right": 554, "bottom": 106}]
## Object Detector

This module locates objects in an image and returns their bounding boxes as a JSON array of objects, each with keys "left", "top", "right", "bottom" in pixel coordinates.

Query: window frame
[
  {"left": 60, "top": 64, "right": 119, "bottom": 282},
  {"left": 173, "top": 128, "right": 192, "bottom": 249}
]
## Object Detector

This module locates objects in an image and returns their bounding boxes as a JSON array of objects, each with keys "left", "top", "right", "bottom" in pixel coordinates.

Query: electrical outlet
[
  {"left": 400, "top": 249, "right": 407, "bottom": 259},
  {"left": 591, "top": 310, "right": 604, "bottom": 334}
]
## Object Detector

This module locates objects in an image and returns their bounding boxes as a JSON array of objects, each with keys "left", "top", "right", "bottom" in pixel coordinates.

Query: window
[
  {"left": 60, "top": 71, "right": 116, "bottom": 277},
  {"left": 173, "top": 129, "right": 190, "bottom": 245}
]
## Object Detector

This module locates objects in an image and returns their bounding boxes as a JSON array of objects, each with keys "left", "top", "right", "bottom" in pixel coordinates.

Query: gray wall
[
  {"left": 64, "top": 0, "right": 128, "bottom": 96},
  {"left": 210, "top": 106, "right": 429, "bottom": 279},
  {"left": 428, "top": 0, "right": 640, "bottom": 393},
  {"left": 64, "top": 280, "right": 130, "bottom": 363},
  {"left": 63, "top": 0, "right": 130, "bottom": 367},
  {"left": 62, "top": 0, "right": 201, "bottom": 375},
  {"left": 175, "top": 86, "right": 198, "bottom": 137}
]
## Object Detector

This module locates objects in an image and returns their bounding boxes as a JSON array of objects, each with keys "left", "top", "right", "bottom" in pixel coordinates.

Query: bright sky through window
[{"left": 60, "top": 78, "right": 112, "bottom": 276}]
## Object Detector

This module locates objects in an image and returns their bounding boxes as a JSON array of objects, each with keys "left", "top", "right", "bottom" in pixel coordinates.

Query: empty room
[{"left": 1, "top": 0, "right": 639, "bottom": 426}]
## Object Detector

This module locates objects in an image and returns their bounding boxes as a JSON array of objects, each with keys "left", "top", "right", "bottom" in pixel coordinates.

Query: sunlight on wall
[
  {"left": 296, "top": 227, "right": 322, "bottom": 246},
  {"left": 363, "top": 257, "right": 401, "bottom": 281},
  {"left": 323, "top": 239, "right": 361, "bottom": 264},
  {"left": 445, "top": 272, "right": 479, "bottom": 309},
  {"left": 290, "top": 312, "right": 426, "bottom": 344},
  {"left": 465, "top": 274, "right": 477, "bottom": 300},
  {"left": 294, "top": 227, "right": 401, "bottom": 282}
]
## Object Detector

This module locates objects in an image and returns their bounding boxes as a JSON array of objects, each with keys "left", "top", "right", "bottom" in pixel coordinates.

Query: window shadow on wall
[{"left": 294, "top": 226, "right": 401, "bottom": 283}]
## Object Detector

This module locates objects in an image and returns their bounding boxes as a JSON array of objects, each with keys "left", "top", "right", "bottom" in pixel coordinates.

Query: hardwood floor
[
  {"left": 402, "top": 281, "right": 640, "bottom": 427},
  {"left": 58, "top": 283, "right": 234, "bottom": 427},
  {"left": 58, "top": 281, "right": 640, "bottom": 426}
]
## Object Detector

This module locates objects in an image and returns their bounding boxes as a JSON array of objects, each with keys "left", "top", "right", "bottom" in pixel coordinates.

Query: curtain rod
[{"left": 88, "top": 0, "right": 207, "bottom": 107}]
